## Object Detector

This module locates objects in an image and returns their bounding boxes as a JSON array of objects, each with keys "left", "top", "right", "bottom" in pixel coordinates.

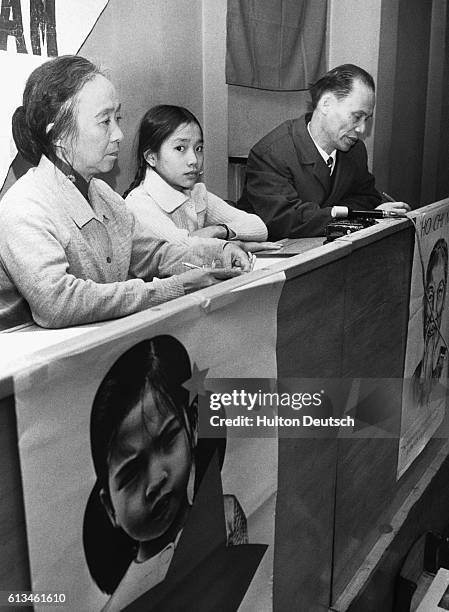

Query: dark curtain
[{"left": 226, "top": 0, "right": 328, "bottom": 91}]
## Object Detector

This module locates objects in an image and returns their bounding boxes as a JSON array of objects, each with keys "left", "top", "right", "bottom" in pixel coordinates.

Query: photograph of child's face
[{"left": 101, "top": 389, "right": 192, "bottom": 561}]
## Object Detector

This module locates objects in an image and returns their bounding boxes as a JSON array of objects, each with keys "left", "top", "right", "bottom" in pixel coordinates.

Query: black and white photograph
[{"left": 1, "top": 1, "right": 449, "bottom": 611}]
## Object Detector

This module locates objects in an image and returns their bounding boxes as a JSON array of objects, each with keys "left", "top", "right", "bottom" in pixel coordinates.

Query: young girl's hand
[
  {"left": 179, "top": 268, "right": 244, "bottom": 293},
  {"left": 191, "top": 226, "right": 228, "bottom": 239}
]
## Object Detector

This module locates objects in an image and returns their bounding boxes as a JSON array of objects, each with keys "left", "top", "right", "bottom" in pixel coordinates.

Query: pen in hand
[
  {"left": 182, "top": 261, "right": 221, "bottom": 270},
  {"left": 382, "top": 192, "right": 396, "bottom": 203},
  {"left": 380, "top": 192, "right": 411, "bottom": 216},
  {"left": 182, "top": 252, "right": 255, "bottom": 272}
]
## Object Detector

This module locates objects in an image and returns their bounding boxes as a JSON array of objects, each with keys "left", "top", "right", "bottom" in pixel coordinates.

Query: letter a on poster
[{"left": 0, "top": 0, "right": 110, "bottom": 188}]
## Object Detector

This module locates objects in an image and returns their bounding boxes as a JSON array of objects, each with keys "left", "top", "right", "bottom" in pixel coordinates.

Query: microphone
[{"left": 331, "top": 206, "right": 406, "bottom": 220}]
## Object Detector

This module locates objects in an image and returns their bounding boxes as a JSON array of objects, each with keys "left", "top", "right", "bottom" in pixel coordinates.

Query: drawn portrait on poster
[
  {"left": 411, "top": 238, "right": 448, "bottom": 406},
  {"left": 398, "top": 205, "right": 449, "bottom": 478}
]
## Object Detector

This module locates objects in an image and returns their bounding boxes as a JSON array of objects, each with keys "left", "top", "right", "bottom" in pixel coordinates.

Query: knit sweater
[
  {"left": 125, "top": 169, "right": 267, "bottom": 246},
  {"left": 0, "top": 157, "right": 222, "bottom": 329}
]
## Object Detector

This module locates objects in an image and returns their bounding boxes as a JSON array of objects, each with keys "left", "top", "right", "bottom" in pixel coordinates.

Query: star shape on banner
[{"left": 183, "top": 363, "right": 210, "bottom": 405}]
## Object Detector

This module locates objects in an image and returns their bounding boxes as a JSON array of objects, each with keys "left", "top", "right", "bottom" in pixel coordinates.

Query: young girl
[
  {"left": 83, "top": 336, "right": 247, "bottom": 611},
  {"left": 124, "top": 105, "right": 273, "bottom": 249}
]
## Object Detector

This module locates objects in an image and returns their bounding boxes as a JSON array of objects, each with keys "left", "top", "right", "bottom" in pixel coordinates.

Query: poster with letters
[
  {"left": 398, "top": 202, "right": 449, "bottom": 478},
  {"left": 0, "top": 0, "right": 109, "bottom": 188}
]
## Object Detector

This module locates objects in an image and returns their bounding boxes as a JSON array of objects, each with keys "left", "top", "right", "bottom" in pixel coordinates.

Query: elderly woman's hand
[
  {"left": 191, "top": 225, "right": 228, "bottom": 239},
  {"left": 220, "top": 242, "right": 253, "bottom": 271},
  {"left": 180, "top": 268, "right": 245, "bottom": 293}
]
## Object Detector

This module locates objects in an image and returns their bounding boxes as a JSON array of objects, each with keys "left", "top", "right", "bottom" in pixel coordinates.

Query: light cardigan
[
  {"left": 125, "top": 169, "right": 268, "bottom": 246},
  {"left": 0, "top": 157, "right": 224, "bottom": 329}
]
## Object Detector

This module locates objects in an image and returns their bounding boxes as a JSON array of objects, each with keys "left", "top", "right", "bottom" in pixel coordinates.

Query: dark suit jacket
[{"left": 238, "top": 114, "right": 382, "bottom": 239}]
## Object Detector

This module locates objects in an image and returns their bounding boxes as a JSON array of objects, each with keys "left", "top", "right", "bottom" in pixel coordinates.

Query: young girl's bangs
[{"left": 139, "top": 379, "right": 197, "bottom": 450}]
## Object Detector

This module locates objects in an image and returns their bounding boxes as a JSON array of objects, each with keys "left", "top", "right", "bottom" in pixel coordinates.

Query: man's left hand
[{"left": 376, "top": 201, "right": 411, "bottom": 214}]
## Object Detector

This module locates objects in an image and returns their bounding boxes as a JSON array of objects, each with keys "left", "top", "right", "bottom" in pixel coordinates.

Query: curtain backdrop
[{"left": 226, "top": 0, "right": 328, "bottom": 91}]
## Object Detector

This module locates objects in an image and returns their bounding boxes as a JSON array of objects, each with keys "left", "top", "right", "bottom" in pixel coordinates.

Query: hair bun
[
  {"left": 12, "top": 105, "right": 26, "bottom": 126},
  {"left": 12, "top": 105, "right": 40, "bottom": 165}
]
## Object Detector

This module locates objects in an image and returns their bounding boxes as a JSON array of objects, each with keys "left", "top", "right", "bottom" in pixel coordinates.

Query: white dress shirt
[{"left": 307, "top": 122, "right": 337, "bottom": 174}]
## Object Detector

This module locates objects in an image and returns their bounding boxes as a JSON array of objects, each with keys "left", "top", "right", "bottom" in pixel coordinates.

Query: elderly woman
[{"left": 0, "top": 56, "right": 249, "bottom": 329}]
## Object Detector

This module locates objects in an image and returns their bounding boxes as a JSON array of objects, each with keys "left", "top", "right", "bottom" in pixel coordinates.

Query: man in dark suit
[{"left": 238, "top": 64, "right": 410, "bottom": 238}]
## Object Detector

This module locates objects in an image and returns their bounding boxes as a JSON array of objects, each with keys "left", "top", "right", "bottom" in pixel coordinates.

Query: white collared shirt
[
  {"left": 307, "top": 122, "right": 337, "bottom": 175},
  {"left": 125, "top": 168, "right": 267, "bottom": 246},
  {"left": 102, "top": 530, "right": 183, "bottom": 612}
]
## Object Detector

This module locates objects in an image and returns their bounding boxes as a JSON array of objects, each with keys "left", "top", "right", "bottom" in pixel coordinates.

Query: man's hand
[{"left": 376, "top": 201, "right": 411, "bottom": 215}]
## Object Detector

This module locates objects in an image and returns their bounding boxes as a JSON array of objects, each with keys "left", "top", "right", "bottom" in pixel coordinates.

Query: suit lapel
[
  {"left": 327, "top": 150, "right": 352, "bottom": 203},
  {"left": 312, "top": 158, "right": 332, "bottom": 193},
  {"left": 291, "top": 117, "right": 332, "bottom": 194}
]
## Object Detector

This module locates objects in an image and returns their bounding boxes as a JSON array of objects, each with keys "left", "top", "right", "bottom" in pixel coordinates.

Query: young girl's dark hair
[
  {"left": 12, "top": 55, "right": 101, "bottom": 166},
  {"left": 83, "top": 336, "right": 225, "bottom": 595},
  {"left": 123, "top": 105, "right": 203, "bottom": 198}
]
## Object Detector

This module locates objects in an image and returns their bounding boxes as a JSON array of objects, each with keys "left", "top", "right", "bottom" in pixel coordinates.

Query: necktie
[{"left": 326, "top": 156, "right": 333, "bottom": 175}]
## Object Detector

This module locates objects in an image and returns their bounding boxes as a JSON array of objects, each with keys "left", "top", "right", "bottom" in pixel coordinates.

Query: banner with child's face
[
  {"left": 14, "top": 279, "right": 283, "bottom": 611},
  {"left": 0, "top": 0, "right": 109, "bottom": 188}
]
